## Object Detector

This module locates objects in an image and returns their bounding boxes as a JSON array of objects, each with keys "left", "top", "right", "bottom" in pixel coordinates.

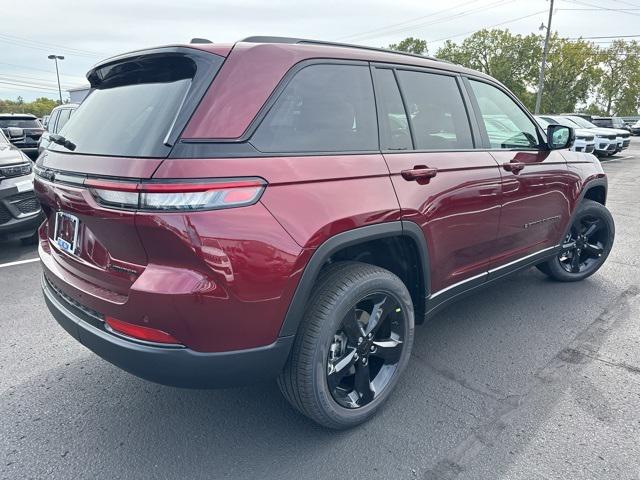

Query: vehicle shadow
[
  {"left": 0, "top": 239, "right": 37, "bottom": 264},
  {"left": 1, "top": 263, "right": 628, "bottom": 479}
]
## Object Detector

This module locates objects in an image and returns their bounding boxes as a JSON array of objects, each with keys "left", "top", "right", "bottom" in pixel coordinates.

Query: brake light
[
  {"left": 105, "top": 316, "right": 181, "bottom": 345},
  {"left": 85, "top": 178, "right": 266, "bottom": 211}
]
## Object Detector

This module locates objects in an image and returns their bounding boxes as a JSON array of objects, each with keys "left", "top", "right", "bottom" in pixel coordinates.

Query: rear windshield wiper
[{"left": 50, "top": 134, "right": 76, "bottom": 151}]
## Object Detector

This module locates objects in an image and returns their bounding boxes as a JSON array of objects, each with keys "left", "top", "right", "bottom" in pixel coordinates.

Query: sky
[{"left": 1, "top": 0, "right": 639, "bottom": 102}]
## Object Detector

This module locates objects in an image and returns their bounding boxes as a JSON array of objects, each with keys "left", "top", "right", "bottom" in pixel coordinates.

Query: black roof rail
[{"left": 240, "top": 36, "right": 442, "bottom": 62}]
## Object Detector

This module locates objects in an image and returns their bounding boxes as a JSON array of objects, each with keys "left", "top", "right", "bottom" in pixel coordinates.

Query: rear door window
[
  {"left": 373, "top": 68, "right": 412, "bottom": 151},
  {"left": 251, "top": 63, "right": 378, "bottom": 153},
  {"left": 47, "top": 110, "right": 61, "bottom": 133},
  {"left": 395, "top": 70, "right": 473, "bottom": 150},
  {"left": 54, "top": 109, "right": 72, "bottom": 134}
]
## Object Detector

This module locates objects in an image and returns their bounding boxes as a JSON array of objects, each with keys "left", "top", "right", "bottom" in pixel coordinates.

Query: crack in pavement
[{"left": 422, "top": 285, "right": 640, "bottom": 480}]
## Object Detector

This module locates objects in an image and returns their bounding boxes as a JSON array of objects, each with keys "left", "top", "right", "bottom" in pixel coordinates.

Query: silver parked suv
[{"left": 0, "top": 129, "right": 43, "bottom": 243}]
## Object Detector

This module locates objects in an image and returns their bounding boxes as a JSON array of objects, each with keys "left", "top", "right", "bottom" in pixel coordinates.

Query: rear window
[
  {"left": 0, "top": 118, "right": 40, "bottom": 129},
  {"left": 52, "top": 52, "right": 222, "bottom": 158},
  {"left": 592, "top": 119, "right": 612, "bottom": 128}
]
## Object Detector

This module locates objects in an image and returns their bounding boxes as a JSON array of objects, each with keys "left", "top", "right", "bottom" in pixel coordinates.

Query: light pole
[
  {"left": 47, "top": 54, "right": 65, "bottom": 104},
  {"left": 534, "top": 0, "right": 554, "bottom": 114}
]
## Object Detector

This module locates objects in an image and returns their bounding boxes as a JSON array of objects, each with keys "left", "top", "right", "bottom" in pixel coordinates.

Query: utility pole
[
  {"left": 534, "top": 0, "right": 554, "bottom": 114},
  {"left": 47, "top": 54, "right": 65, "bottom": 104}
]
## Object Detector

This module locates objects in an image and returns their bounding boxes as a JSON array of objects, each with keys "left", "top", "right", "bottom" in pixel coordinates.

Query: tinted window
[
  {"left": 395, "top": 70, "right": 472, "bottom": 150},
  {"left": 0, "top": 118, "right": 40, "bottom": 128},
  {"left": 54, "top": 79, "right": 190, "bottom": 157},
  {"left": 54, "top": 109, "right": 72, "bottom": 134},
  {"left": 50, "top": 53, "right": 221, "bottom": 158},
  {"left": 251, "top": 64, "right": 378, "bottom": 153},
  {"left": 374, "top": 68, "right": 412, "bottom": 151},
  {"left": 470, "top": 80, "right": 540, "bottom": 149}
]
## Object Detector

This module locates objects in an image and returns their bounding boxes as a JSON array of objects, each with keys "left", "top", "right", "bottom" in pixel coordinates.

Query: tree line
[
  {"left": 389, "top": 31, "right": 640, "bottom": 116},
  {"left": 0, "top": 97, "right": 60, "bottom": 118}
]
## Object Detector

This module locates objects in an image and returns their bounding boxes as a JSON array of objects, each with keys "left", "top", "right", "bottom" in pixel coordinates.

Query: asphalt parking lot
[{"left": 1, "top": 143, "right": 639, "bottom": 480}]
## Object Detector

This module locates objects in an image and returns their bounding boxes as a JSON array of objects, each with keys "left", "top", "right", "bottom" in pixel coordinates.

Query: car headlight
[{"left": 0, "top": 162, "right": 32, "bottom": 179}]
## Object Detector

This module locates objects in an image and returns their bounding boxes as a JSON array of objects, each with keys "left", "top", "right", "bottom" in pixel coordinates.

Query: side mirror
[{"left": 547, "top": 124, "right": 574, "bottom": 150}]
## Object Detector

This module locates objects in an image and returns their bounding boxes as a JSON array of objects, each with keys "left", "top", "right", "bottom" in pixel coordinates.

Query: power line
[
  {"left": 561, "top": 0, "right": 640, "bottom": 16},
  {"left": 335, "top": 0, "right": 482, "bottom": 41},
  {"left": 0, "top": 74, "right": 78, "bottom": 90},
  {"left": 0, "top": 80, "right": 61, "bottom": 93},
  {"left": 568, "top": 34, "right": 640, "bottom": 39},
  {"left": 0, "top": 33, "right": 106, "bottom": 57},
  {"left": 608, "top": 0, "right": 640, "bottom": 9},
  {"left": 341, "top": 0, "right": 513, "bottom": 42},
  {"left": 0, "top": 61, "right": 87, "bottom": 81},
  {"left": 0, "top": 35, "right": 102, "bottom": 59},
  {"left": 428, "top": 10, "right": 547, "bottom": 44}
]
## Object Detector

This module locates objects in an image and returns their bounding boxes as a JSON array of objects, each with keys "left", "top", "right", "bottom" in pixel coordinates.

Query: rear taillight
[
  {"left": 85, "top": 178, "right": 266, "bottom": 211},
  {"left": 105, "top": 316, "right": 181, "bottom": 345}
]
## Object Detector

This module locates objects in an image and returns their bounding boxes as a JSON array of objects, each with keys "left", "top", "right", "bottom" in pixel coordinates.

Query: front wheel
[
  {"left": 537, "top": 200, "right": 614, "bottom": 282},
  {"left": 278, "top": 262, "right": 414, "bottom": 429}
]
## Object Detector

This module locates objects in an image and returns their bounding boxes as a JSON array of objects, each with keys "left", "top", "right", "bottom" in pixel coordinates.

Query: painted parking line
[
  {"left": 602, "top": 155, "right": 633, "bottom": 163},
  {"left": 0, "top": 257, "right": 40, "bottom": 269}
]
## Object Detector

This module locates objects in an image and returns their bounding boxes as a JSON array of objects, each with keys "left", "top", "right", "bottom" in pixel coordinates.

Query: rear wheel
[
  {"left": 278, "top": 262, "right": 414, "bottom": 429},
  {"left": 537, "top": 200, "right": 614, "bottom": 282}
]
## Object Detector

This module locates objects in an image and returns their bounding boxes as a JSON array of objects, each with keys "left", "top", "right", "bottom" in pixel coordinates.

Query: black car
[
  {"left": 0, "top": 129, "right": 44, "bottom": 243},
  {"left": 592, "top": 116, "right": 632, "bottom": 133},
  {"left": 0, "top": 114, "right": 44, "bottom": 159}
]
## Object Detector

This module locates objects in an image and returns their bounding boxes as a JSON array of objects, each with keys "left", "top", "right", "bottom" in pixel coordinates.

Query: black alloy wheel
[
  {"left": 537, "top": 200, "right": 614, "bottom": 282},
  {"left": 326, "top": 292, "right": 406, "bottom": 409},
  {"left": 559, "top": 214, "right": 609, "bottom": 274},
  {"left": 278, "top": 262, "right": 414, "bottom": 429}
]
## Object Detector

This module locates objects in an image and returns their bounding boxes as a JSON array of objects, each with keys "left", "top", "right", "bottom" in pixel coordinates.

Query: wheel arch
[
  {"left": 278, "top": 221, "right": 430, "bottom": 337},
  {"left": 563, "top": 177, "right": 608, "bottom": 239}
]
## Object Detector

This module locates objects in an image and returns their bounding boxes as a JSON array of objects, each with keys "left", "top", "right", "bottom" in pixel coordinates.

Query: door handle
[
  {"left": 502, "top": 161, "right": 526, "bottom": 174},
  {"left": 401, "top": 166, "right": 438, "bottom": 182}
]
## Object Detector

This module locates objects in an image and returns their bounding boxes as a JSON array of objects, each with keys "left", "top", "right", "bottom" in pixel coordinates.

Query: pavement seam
[{"left": 422, "top": 285, "right": 640, "bottom": 480}]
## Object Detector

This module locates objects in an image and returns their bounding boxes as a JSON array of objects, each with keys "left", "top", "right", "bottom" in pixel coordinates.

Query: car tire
[
  {"left": 277, "top": 261, "right": 414, "bottom": 429},
  {"left": 537, "top": 200, "right": 614, "bottom": 282}
]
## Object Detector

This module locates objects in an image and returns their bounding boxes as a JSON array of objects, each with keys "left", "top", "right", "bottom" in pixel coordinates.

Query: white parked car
[
  {"left": 535, "top": 116, "right": 596, "bottom": 154},
  {"left": 539, "top": 115, "right": 618, "bottom": 156},
  {"left": 565, "top": 115, "right": 630, "bottom": 154}
]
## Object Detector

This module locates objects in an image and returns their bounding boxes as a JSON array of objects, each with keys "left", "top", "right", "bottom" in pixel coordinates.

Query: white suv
[{"left": 536, "top": 116, "right": 596, "bottom": 154}]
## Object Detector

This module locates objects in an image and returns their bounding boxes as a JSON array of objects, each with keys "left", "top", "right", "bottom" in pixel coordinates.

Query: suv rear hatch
[
  {"left": 35, "top": 47, "right": 225, "bottom": 298},
  {"left": 0, "top": 116, "right": 43, "bottom": 149}
]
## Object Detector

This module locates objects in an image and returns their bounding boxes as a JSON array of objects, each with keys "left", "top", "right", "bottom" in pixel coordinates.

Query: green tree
[
  {"left": 594, "top": 40, "right": 640, "bottom": 115},
  {"left": 436, "top": 29, "right": 541, "bottom": 108},
  {"left": 538, "top": 35, "right": 600, "bottom": 114},
  {"left": 388, "top": 37, "right": 428, "bottom": 55},
  {"left": 0, "top": 97, "right": 60, "bottom": 117}
]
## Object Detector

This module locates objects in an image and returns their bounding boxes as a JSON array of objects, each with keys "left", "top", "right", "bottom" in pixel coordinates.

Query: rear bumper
[{"left": 42, "top": 274, "right": 294, "bottom": 388}]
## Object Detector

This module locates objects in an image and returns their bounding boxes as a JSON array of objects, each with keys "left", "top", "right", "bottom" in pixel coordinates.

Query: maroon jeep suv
[{"left": 35, "top": 37, "right": 614, "bottom": 428}]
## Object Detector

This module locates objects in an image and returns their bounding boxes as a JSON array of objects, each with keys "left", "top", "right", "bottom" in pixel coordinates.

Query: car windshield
[
  {"left": 535, "top": 116, "right": 551, "bottom": 128},
  {"left": 542, "top": 116, "right": 576, "bottom": 128},
  {"left": 0, "top": 130, "right": 8, "bottom": 143},
  {"left": 567, "top": 116, "right": 597, "bottom": 128},
  {"left": 0, "top": 118, "right": 40, "bottom": 128}
]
